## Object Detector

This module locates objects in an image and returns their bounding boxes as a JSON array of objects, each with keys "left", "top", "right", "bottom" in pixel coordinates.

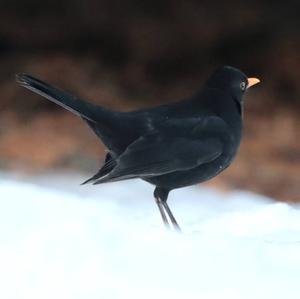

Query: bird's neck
[
  {"left": 189, "top": 88, "right": 243, "bottom": 138},
  {"left": 206, "top": 88, "right": 243, "bottom": 137},
  {"left": 221, "top": 98, "right": 243, "bottom": 141}
]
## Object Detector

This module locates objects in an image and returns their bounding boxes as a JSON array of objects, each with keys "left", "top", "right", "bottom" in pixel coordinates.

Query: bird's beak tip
[{"left": 247, "top": 77, "right": 260, "bottom": 88}]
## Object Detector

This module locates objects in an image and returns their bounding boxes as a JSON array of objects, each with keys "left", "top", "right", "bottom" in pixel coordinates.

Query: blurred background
[{"left": 0, "top": 0, "right": 299, "bottom": 201}]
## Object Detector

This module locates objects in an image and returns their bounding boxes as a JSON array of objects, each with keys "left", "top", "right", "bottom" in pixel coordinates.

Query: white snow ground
[{"left": 0, "top": 172, "right": 300, "bottom": 299}]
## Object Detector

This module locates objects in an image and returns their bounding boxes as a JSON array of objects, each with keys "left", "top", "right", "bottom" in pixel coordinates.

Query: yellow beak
[{"left": 247, "top": 77, "right": 260, "bottom": 88}]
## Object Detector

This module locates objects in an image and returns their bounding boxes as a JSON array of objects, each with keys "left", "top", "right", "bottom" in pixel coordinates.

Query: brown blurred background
[{"left": 0, "top": 0, "right": 299, "bottom": 200}]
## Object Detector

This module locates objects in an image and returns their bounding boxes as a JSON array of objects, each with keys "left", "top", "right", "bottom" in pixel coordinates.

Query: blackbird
[{"left": 16, "top": 66, "right": 260, "bottom": 230}]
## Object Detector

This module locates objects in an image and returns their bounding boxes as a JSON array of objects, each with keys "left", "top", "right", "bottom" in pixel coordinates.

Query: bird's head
[{"left": 205, "top": 66, "right": 260, "bottom": 104}]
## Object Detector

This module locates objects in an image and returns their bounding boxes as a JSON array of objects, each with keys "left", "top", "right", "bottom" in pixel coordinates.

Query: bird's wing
[{"left": 92, "top": 117, "right": 227, "bottom": 184}]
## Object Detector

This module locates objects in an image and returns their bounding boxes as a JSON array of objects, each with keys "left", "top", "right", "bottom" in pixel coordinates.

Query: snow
[{"left": 0, "top": 172, "right": 300, "bottom": 299}]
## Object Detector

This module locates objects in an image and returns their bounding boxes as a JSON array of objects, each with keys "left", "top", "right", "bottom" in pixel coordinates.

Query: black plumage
[{"left": 16, "top": 66, "right": 260, "bottom": 230}]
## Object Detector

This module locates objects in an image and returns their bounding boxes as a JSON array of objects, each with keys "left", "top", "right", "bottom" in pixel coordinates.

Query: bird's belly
[
  {"left": 143, "top": 153, "right": 235, "bottom": 190},
  {"left": 144, "top": 126, "right": 241, "bottom": 190}
]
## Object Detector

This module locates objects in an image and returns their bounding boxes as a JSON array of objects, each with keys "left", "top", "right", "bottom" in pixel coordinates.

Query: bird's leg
[
  {"left": 155, "top": 196, "right": 170, "bottom": 228},
  {"left": 161, "top": 201, "right": 181, "bottom": 232},
  {"left": 154, "top": 187, "right": 181, "bottom": 231}
]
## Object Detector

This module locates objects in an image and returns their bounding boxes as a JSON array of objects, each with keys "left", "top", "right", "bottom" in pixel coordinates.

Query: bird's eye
[{"left": 240, "top": 82, "right": 246, "bottom": 91}]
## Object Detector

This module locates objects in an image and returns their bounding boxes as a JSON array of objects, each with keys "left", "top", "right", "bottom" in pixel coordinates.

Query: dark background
[{"left": 0, "top": 0, "right": 299, "bottom": 200}]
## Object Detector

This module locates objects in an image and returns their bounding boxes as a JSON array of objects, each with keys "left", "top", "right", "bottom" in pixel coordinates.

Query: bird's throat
[{"left": 233, "top": 97, "right": 243, "bottom": 118}]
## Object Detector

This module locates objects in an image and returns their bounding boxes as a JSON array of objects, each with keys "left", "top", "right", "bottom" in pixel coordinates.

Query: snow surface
[{"left": 0, "top": 172, "right": 300, "bottom": 299}]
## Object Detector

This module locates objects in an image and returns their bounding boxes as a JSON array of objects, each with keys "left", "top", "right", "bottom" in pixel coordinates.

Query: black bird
[{"left": 16, "top": 66, "right": 260, "bottom": 230}]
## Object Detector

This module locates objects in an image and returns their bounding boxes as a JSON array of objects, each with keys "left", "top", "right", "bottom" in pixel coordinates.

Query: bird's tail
[{"left": 16, "top": 74, "right": 103, "bottom": 123}]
